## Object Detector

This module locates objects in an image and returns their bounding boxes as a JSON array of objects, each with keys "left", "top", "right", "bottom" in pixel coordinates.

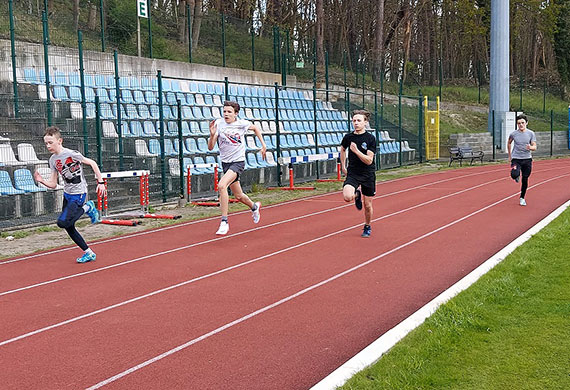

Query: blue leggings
[{"left": 58, "top": 193, "right": 88, "bottom": 251}]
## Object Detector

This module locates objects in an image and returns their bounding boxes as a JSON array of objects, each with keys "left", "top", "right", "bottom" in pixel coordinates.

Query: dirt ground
[{"left": 0, "top": 162, "right": 474, "bottom": 259}]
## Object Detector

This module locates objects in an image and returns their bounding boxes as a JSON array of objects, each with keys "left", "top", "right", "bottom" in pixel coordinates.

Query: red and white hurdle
[
  {"left": 268, "top": 152, "right": 341, "bottom": 190},
  {"left": 186, "top": 163, "right": 240, "bottom": 206}
]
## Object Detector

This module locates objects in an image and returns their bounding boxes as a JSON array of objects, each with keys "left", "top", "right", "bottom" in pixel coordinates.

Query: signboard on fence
[{"left": 424, "top": 96, "right": 440, "bottom": 160}]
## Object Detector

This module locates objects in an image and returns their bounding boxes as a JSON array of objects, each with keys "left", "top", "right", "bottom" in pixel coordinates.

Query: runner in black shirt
[{"left": 340, "top": 110, "right": 377, "bottom": 237}]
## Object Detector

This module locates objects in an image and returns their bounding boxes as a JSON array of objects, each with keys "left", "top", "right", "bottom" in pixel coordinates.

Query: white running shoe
[
  {"left": 252, "top": 202, "right": 261, "bottom": 224},
  {"left": 519, "top": 198, "right": 527, "bottom": 206},
  {"left": 216, "top": 221, "right": 229, "bottom": 235}
]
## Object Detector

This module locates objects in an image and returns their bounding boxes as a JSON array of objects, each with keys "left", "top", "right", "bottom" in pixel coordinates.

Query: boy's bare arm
[
  {"left": 340, "top": 146, "right": 347, "bottom": 175},
  {"left": 83, "top": 157, "right": 107, "bottom": 196},
  {"left": 207, "top": 120, "right": 218, "bottom": 150},
  {"left": 349, "top": 142, "right": 374, "bottom": 165},
  {"left": 34, "top": 170, "right": 58, "bottom": 189}
]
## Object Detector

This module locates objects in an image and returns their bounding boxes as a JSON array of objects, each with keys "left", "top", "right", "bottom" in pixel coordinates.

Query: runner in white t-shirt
[{"left": 208, "top": 101, "right": 267, "bottom": 235}]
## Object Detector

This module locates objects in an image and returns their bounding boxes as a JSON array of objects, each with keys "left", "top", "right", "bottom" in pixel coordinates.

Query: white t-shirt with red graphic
[
  {"left": 49, "top": 147, "right": 88, "bottom": 194},
  {"left": 215, "top": 118, "right": 251, "bottom": 163}
]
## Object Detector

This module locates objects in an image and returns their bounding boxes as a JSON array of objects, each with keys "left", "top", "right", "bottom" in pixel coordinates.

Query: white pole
[{"left": 488, "top": 0, "right": 510, "bottom": 147}]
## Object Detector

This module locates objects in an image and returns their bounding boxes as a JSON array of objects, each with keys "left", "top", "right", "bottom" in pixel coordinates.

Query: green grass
[{"left": 340, "top": 207, "right": 570, "bottom": 390}]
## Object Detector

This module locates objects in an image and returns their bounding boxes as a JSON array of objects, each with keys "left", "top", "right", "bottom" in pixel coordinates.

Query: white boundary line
[
  {"left": 83, "top": 175, "right": 568, "bottom": 389},
  {"left": 309, "top": 201, "right": 570, "bottom": 390},
  {"left": 0, "top": 167, "right": 522, "bottom": 297},
  {"left": 0, "top": 166, "right": 510, "bottom": 265}
]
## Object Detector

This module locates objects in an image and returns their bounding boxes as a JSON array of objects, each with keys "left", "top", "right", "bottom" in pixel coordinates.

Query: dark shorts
[
  {"left": 222, "top": 161, "right": 245, "bottom": 183},
  {"left": 511, "top": 158, "right": 532, "bottom": 179},
  {"left": 344, "top": 175, "right": 376, "bottom": 197}
]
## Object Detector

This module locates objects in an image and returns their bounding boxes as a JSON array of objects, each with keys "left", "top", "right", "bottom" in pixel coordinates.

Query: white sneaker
[
  {"left": 252, "top": 202, "right": 261, "bottom": 224},
  {"left": 519, "top": 198, "right": 527, "bottom": 206},
  {"left": 216, "top": 221, "right": 229, "bottom": 235}
]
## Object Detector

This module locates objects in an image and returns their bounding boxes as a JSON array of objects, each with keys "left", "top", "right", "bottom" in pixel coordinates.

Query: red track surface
[{"left": 1, "top": 159, "right": 569, "bottom": 390}]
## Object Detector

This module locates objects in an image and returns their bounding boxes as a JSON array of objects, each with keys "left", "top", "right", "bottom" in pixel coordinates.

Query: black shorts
[
  {"left": 222, "top": 161, "right": 245, "bottom": 183},
  {"left": 511, "top": 158, "right": 532, "bottom": 179},
  {"left": 344, "top": 175, "right": 376, "bottom": 197}
]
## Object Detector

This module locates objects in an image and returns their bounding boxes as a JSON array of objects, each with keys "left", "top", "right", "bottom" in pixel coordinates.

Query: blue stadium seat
[
  {"left": 185, "top": 138, "right": 199, "bottom": 154},
  {"left": 14, "top": 169, "right": 46, "bottom": 193},
  {"left": 196, "top": 137, "right": 209, "bottom": 154},
  {"left": 143, "top": 121, "right": 157, "bottom": 136},
  {"left": 130, "top": 121, "right": 144, "bottom": 137},
  {"left": 0, "top": 171, "right": 26, "bottom": 195}
]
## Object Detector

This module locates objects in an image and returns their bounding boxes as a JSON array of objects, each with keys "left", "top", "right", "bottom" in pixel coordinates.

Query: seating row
[
  {"left": 0, "top": 143, "right": 48, "bottom": 167},
  {"left": 0, "top": 168, "right": 55, "bottom": 195},
  {"left": 22, "top": 68, "right": 316, "bottom": 101}
]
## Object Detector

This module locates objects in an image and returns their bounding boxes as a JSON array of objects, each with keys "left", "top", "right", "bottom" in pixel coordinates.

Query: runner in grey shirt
[{"left": 508, "top": 114, "right": 537, "bottom": 206}]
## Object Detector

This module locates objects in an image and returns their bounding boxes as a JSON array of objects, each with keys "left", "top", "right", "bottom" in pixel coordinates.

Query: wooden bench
[{"left": 449, "top": 146, "right": 484, "bottom": 166}]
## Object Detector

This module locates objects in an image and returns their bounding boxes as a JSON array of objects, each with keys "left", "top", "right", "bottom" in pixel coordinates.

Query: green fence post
[
  {"left": 312, "top": 39, "right": 317, "bottom": 85},
  {"left": 78, "top": 30, "right": 89, "bottom": 156},
  {"left": 398, "top": 92, "right": 402, "bottom": 167},
  {"left": 148, "top": 5, "right": 153, "bottom": 58},
  {"left": 157, "top": 70, "right": 166, "bottom": 202},
  {"left": 346, "top": 89, "right": 350, "bottom": 133},
  {"left": 99, "top": 0, "right": 106, "bottom": 52},
  {"left": 313, "top": 82, "right": 319, "bottom": 179},
  {"left": 477, "top": 60, "right": 482, "bottom": 104},
  {"left": 491, "top": 110, "right": 497, "bottom": 161},
  {"left": 224, "top": 77, "right": 229, "bottom": 101},
  {"left": 286, "top": 29, "right": 291, "bottom": 75},
  {"left": 519, "top": 73, "right": 523, "bottom": 111},
  {"left": 325, "top": 51, "right": 329, "bottom": 102},
  {"left": 221, "top": 13, "right": 226, "bottom": 67},
  {"left": 418, "top": 95, "right": 423, "bottom": 163},
  {"left": 43, "top": 0, "right": 50, "bottom": 43},
  {"left": 9, "top": 0, "right": 19, "bottom": 118},
  {"left": 543, "top": 81, "right": 547, "bottom": 114},
  {"left": 42, "top": 11, "right": 52, "bottom": 126},
  {"left": 95, "top": 96, "right": 103, "bottom": 169},
  {"left": 355, "top": 48, "right": 359, "bottom": 88},
  {"left": 251, "top": 19, "right": 255, "bottom": 71},
  {"left": 113, "top": 50, "right": 123, "bottom": 170},
  {"left": 439, "top": 58, "right": 442, "bottom": 98},
  {"left": 374, "top": 92, "right": 380, "bottom": 170},
  {"left": 274, "top": 83, "right": 281, "bottom": 186},
  {"left": 281, "top": 53, "right": 287, "bottom": 86},
  {"left": 550, "top": 109, "right": 554, "bottom": 156},
  {"left": 272, "top": 26, "right": 277, "bottom": 73},
  {"left": 343, "top": 50, "right": 347, "bottom": 89},
  {"left": 177, "top": 99, "right": 184, "bottom": 197},
  {"left": 187, "top": 4, "right": 192, "bottom": 63}
]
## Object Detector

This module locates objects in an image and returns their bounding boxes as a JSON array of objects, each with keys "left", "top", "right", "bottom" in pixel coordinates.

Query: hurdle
[
  {"left": 186, "top": 163, "right": 240, "bottom": 206},
  {"left": 97, "top": 170, "right": 180, "bottom": 224},
  {"left": 268, "top": 152, "right": 340, "bottom": 190}
]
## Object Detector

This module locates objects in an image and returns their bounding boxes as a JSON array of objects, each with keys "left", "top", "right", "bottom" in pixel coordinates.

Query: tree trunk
[
  {"left": 87, "top": 3, "right": 98, "bottom": 31},
  {"left": 373, "top": 0, "right": 385, "bottom": 78},
  {"left": 178, "top": 0, "right": 187, "bottom": 43},
  {"left": 192, "top": 0, "right": 203, "bottom": 50},
  {"left": 316, "top": 0, "right": 325, "bottom": 65},
  {"left": 73, "top": 0, "right": 80, "bottom": 32}
]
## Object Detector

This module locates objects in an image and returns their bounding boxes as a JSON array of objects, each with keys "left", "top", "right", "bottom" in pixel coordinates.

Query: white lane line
[
  {"left": 1, "top": 166, "right": 564, "bottom": 296},
  {"left": 0, "top": 173, "right": 540, "bottom": 346},
  {"left": 84, "top": 174, "right": 568, "bottom": 390},
  {"left": 310, "top": 203, "right": 570, "bottom": 390},
  {"left": 0, "top": 165, "right": 511, "bottom": 265}
]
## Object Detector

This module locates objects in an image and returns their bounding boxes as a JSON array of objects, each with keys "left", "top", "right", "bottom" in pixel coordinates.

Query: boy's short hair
[
  {"left": 352, "top": 109, "right": 370, "bottom": 121},
  {"left": 516, "top": 114, "right": 528, "bottom": 123},
  {"left": 223, "top": 101, "right": 240, "bottom": 113},
  {"left": 44, "top": 126, "right": 62, "bottom": 138}
]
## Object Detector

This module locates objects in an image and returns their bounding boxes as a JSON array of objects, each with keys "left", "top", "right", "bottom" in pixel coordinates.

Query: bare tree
[{"left": 316, "top": 0, "right": 325, "bottom": 65}]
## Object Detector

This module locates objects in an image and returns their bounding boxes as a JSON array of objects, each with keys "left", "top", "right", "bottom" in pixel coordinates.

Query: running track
[{"left": 1, "top": 159, "right": 569, "bottom": 390}]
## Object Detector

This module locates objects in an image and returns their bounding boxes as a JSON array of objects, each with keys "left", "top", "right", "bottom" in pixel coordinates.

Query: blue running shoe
[
  {"left": 361, "top": 224, "right": 371, "bottom": 238},
  {"left": 85, "top": 200, "right": 100, "bottom": 223},
  {"left": 354, "top": 189, "right": 362, "bottom": 210},
  {"left": 76, "top": 251, "right": 96, "bottom": 263}
]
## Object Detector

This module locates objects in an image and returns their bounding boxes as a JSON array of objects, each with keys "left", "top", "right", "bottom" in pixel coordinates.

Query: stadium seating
[
  {"left": 0, "top": 171, "right": 26, "bottom": 195},
  {"left": 14, "top": 169, "right": 47, "bottom": 193}
]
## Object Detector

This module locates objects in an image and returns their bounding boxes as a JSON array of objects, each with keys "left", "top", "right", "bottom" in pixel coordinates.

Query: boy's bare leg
[
  {"left": 230, "top": 181, "right": 254, "bottom": 208},
  {"left": 218, "top": 170, "right": 238, "bottom": 217},
  {"left": 343, "top": 184, "right": 356, "bottom": 202},
  {"left": 363, "top": 195, "right": 373, "bottom": 225}
]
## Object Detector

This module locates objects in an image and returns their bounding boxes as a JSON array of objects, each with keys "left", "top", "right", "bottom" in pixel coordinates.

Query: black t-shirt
[{"left": 341, "top": 131, "right": 376, "bottom": 179}]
